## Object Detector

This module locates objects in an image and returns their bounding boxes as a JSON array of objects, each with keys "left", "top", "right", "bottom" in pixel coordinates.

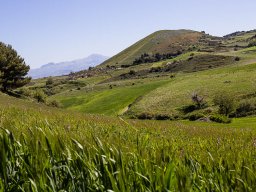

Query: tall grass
[{"left": 0, "top": 97, "right": 256, "bottom": 191}]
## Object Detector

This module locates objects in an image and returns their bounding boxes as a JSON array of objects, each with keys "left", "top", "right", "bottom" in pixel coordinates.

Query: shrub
[
  {"left": 155, "top": 114, "right": 170, "bottom": 120},
  {"left": 170, "top": 74, "right": 175, "bottom": 78},
  {"left": 191, "top": 92, "right": 207, "bottom": 109},
  {"left": 137, "top": 113, "right": 154, "bottom": 120},
  {"left": 47, "top": 100, "right": 62, "bottom": 108},
  {"left": 210, "top": 114, "right": 232, "bottom": 123},
  {"left": 213, "top": 92, "right": 236, "bottom": 116},
  {"left": 180, "top": 104, "right": 197, "bottom": 113},
  {"left": 46, "top": 77, "right": 54, "bottom": 86},
  {"left": 44, "top": 88, "right": 55, "bottom": 96},
  {"left": 235, "top": 56, "right": 240, "bottom": 61},
  {"left": 150, "top": 67, "right": 162, "bottom": 73},
  {"left": 235, "top": 101, "right": 256, "bottom": 117},
  {"left": 185, "top": 112, "right": 205, "bottom": 121},
  {"left": 248, "top": 41, "right": 256, "bottom": 47},
  {"left": 18, "top": 88, "right": 33, "bottom": 97},
  {"left": 187, "top": 56, "right": 193, "bottom": 61},
  {"left": 34, "top": 89, "right": 46, "bottom": 103},
  {"left": 203, "top": 107, "right": 214, "bottom": 114},
  {"left": 129, "top": 70, "right": 136, "bottom": 75}
]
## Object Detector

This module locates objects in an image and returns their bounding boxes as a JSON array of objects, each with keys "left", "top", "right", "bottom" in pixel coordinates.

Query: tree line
[{"left": 132, "top": 51, "right": 182, "bottom": 65}]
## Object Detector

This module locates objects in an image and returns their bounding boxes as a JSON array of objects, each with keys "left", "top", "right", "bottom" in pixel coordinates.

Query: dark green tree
[
  {"left": 0, "top": 42, "right": 31, "bottom": 92},
  {"left": 213, "top": 91, "right": 236, "bottom": 116}
]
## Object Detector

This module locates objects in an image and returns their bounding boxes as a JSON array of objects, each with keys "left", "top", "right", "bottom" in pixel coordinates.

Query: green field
[
  {"left": 0, "top": 93, "right": 256, "bottom": 191},
  {"left": 53, "top": 80, "right": 168, "bottom": 115},
  {"left": 24, "top": 32, "right": 256, "bottom": 120},
  {"left": 130, "top": 61, "right": 256, "bottom": 116},
  {"left": 47, "top": 53, "right": 256, "bottom": 119},
  {"left": 3, "top": 30, "right": 256, "bottom": 191}
]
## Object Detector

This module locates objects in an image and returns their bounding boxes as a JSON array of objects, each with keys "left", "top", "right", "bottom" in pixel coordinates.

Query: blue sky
[{"left": 0, "top": 0, "right": 255, "bottom": 68}]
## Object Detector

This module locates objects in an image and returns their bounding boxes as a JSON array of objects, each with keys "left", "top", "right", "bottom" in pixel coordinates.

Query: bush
[
  {"left": 248, "top": 41, "right": 256, "bottom": 47},
  {"left": 150, "top": 67, "right": 162, "bottom": 73},
  {"left": 180, "top": 104, "right": 197, "bottom": 113},
  {"left": 47, "top": 100, "right": 62, "bottom": 108},
  {"left": 155, "top": 114, "right": 170, "bottom": 120},
  {"left": 137, "top": 113, "right": 154, "bottom": 120},
  {"left": 18, "top": 88, "right": 33, "bottom": 97},
  {"left": 213, "top": 92, "right": 236, "bottom": 116},
  {"left": 191, "top": 92, "right": 207, "bottom": 109},
  {"left": 186, "top": 112, "right": 205, "bottom": 121},
  {"left": 129, "top": 70, "right": 136, "bottom": 75},
  {"left": 235, "top": 101, "right": 256, "bottom": 117},
  {"left": 210, "top": 114, "right": 232, "bottom": 123},
  {"left": 170, "top": 74, "right": 175, "bottom": 78},
  {"left": 235, "top": 56, "right": 240, "bottom": 61},
  {"left": 46, "top": 77, "right": 54, "bottom": 86},
  {"left": 34, "top": 89, "right": 47, "bottom": 103},
  {"left": 44, "top": 88, "right": 55, "bottom": 96},
  {"left": 187, "top": 56, "right": 193, "bottom": 61}
]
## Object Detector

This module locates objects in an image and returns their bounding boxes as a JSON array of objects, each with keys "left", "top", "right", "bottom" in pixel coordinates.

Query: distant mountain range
[{"left": 28, "top": 54, "right": 109, "bottom": 79}]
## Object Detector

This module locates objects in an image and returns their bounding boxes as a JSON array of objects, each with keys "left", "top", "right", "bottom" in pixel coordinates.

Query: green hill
[
  {"left": 97, "top": 30, "right": 207, "bottom": 68},
  {"left": 23, "top": 29, "right": 256, "bottom": 121},
  {"left": 72, "top": 29, "right": 256, "bottom": 79}
]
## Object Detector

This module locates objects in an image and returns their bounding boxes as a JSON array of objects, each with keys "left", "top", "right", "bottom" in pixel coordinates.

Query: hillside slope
[
  {"left": 25, "top": 30, "right": 256, "bottom": 120},
  {"left": 99, "top": 30, "right": 205, "bottom": 68}
]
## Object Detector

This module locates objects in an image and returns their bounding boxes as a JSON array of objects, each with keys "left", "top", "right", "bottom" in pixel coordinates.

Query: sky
[{"left": 0, "top": 0, "right": 255, "bottom": 69}]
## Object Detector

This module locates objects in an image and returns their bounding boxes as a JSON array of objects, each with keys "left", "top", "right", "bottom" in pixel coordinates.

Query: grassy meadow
[
  {"left": 130, "top": 61, "right": 256, "bottom": 116},
  {"left": 2, "top": 31, "right": 256, "bottom": 191},
  {"left": 0, "top": 93, "right": 256, "bottom": 191},
  {"left": 53, "top": 79, "right": 168, "bottom": 115},
  {"left": 48, "top": 57, "right": 256, "bottom": 119},
  {"left": 36, "top": 46, "right": 255, "bottom": 119}
]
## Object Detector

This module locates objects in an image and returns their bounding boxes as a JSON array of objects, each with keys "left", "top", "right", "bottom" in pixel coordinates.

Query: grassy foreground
[{"left": 0, "top": 94, "right": 256, "bottom": 191}]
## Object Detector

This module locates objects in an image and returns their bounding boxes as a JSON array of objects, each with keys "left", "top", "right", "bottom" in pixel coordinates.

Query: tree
[
  {"left": 0, "top": 42, "right": 31, "bottom": 92},
  {"left": 213, "top": 92, "right": 236, "bottom": 116}
]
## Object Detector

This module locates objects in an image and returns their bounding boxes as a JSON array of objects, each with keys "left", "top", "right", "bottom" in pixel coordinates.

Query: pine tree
[{"left": 0, "top": 42, "right": 31, "bottom": 92}]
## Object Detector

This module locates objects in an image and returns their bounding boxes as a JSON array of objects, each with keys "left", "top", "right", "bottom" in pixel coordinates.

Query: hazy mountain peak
[{"left": 28, "top": 54, "right": 109, "bottom": 79}]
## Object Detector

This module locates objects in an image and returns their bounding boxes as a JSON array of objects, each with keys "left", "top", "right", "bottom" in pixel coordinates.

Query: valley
[
  {"left": 1, "top": 29, "right": 256, "bottom": 191},
  {"left": 23, "top": 30, "right": 256, "bottom": 122}
]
